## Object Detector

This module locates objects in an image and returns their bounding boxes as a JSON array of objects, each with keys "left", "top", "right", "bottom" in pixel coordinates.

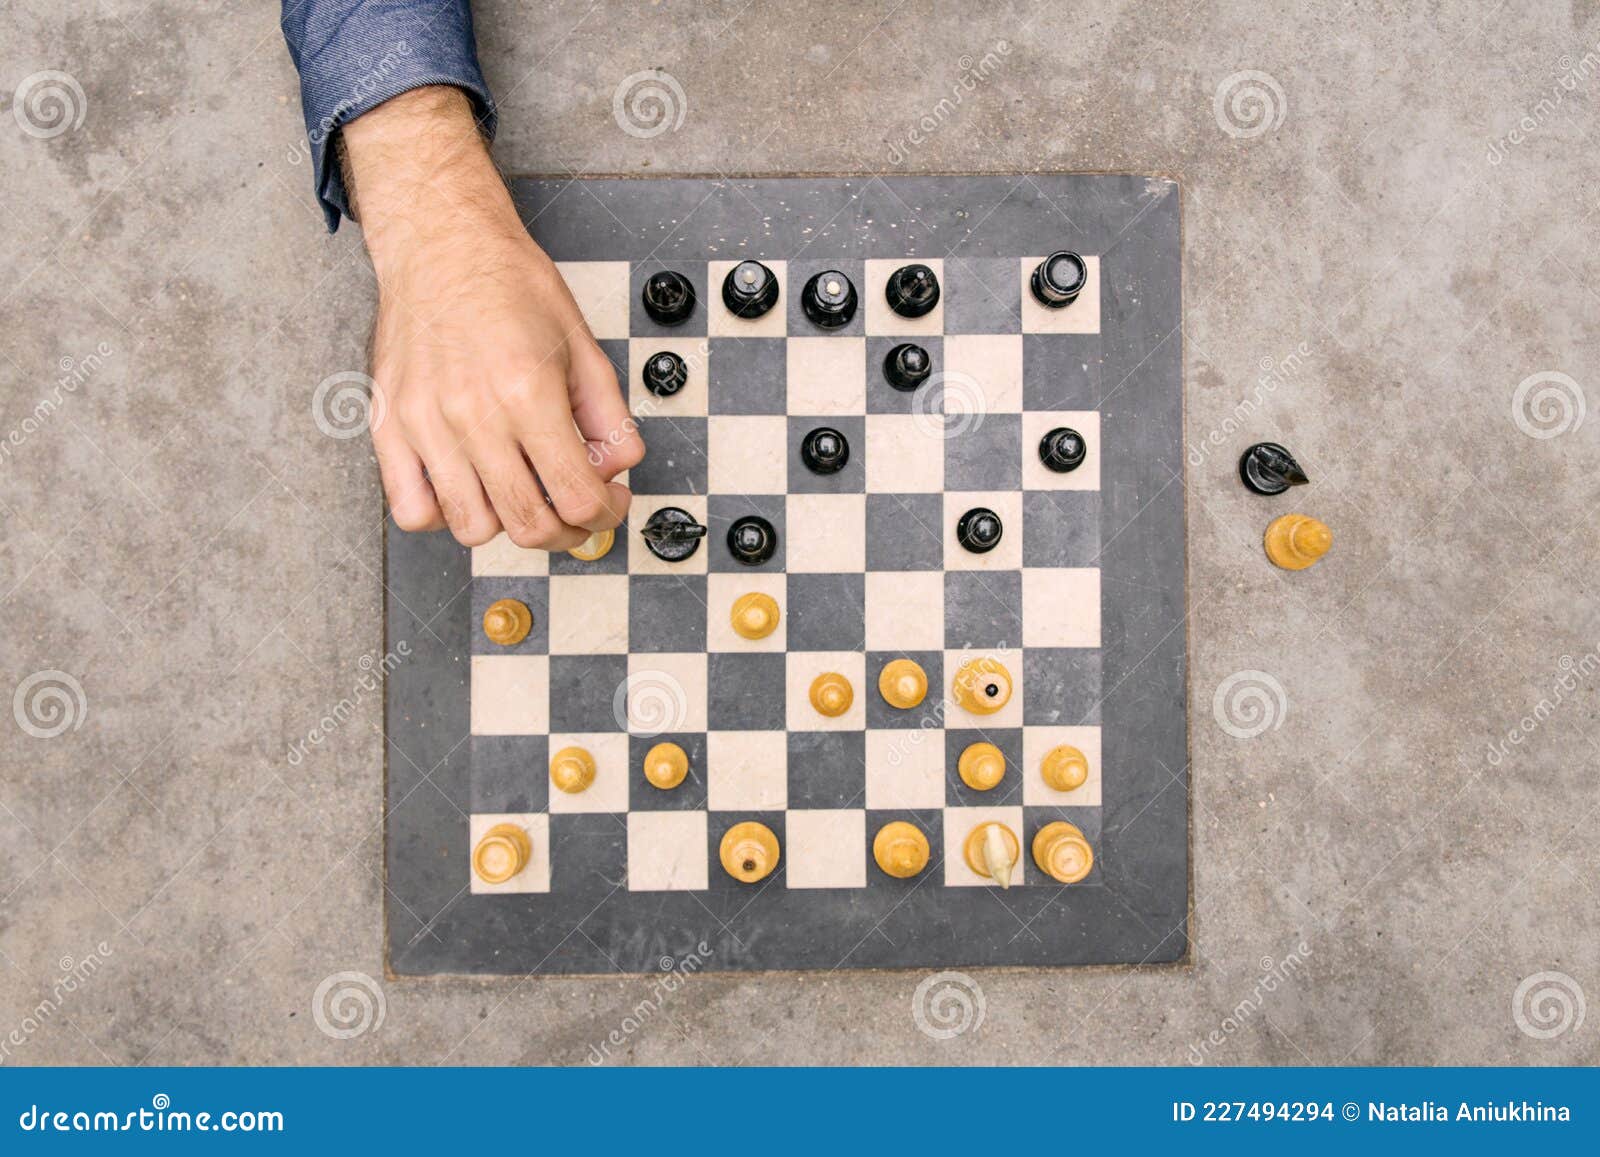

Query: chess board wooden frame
[{"left": 384, "top": 174, "right": 1188, "bottom": 977}]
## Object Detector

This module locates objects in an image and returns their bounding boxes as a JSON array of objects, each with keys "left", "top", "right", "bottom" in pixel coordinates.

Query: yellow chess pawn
[
  {"left": 482, "top": 598, "right": 532, "bottom": 646},
  {"left": 952, "top": 656, "right": 1013, "bottom": 715},
  {"left": 1041, "top": 744, "right": 1089, "bottom": 792},
  {"left": 1033, "top": 821, "right": 1094, "bottom": 884},
  {"left": 877, "top": 659, "right": 928, "bottom": 709},
  {"left": 643, "top": 741, "right": 689, "bottom": 790},
  {"left": 731, "top": 592, "right": 780, "bottom": 640},
  {"left": 550, "top": 745, "right": 596, "bottom": 794},
  {"left": 963, "top": 821, "right": 1020, "bottom": 889},
  {"left": 719, "top": 821, "right": 780, "bottom": 883},
  {"left": 873, "top": 821, "right": 930, "bottom": 879},
  {"left": 1264, "top": 513, "right": 1331, "bottom": 570},
  {"left": 472, "top": 822, "right": 531, "bottom": 884},
  {"left": 958, "top": 741, "right": 1007, "bottom": 791},
  {"left": 809, "top": 671, "right": 853, "bottom": 717},
  {"left": 569, "top": 528, "right": 615, "bottom": 562}
]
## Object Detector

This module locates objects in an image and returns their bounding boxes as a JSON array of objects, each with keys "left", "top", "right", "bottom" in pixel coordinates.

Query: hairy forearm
[{"left": 339, "top": 86, "right": 525, "bottom": 273}]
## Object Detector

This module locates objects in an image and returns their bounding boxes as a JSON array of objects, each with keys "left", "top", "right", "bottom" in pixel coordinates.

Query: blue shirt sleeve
[{"left": 280, "top": 1, "right": 498, "bottom": 231}]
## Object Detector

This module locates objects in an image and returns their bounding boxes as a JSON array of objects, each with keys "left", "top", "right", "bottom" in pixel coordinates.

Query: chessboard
[{"left": 384, "top": 175, "right": 1187, "bottom": 976}]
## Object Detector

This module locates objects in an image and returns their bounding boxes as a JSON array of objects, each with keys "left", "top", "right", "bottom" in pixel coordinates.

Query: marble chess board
[{"left": 384, "top": 175, "right": 1188, "bottom": 975}]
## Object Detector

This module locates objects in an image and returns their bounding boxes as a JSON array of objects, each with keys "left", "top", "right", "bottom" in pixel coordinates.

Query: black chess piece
[
  {"left": 883, "top": 343, "right": 932, "bottom": 392},
  {"left": 721, "top": 260, "right": 779, "bottom": 318},
  {"left": 1038, "top": 426, "right": 1086, "bottom": 473},
  {"left": 800, "top": 427, "right": 850, "bottom": 475},
  {"left": 957, "top": 507, "right": 1003, "bottom": 554},
  {"left": 1239, "top": 442, "right": 1309, "bottom": 496},
  {"left": 642, "top": 350, "right": 688, "bottom": 397},
  {"left": 641, "top": 270, "right": 696, "bottom": 326},
  {"left": 801, "top": 270, "right": 858, "bottom": 328},
  {"left": 726, "top": 515, "right": 778, "bottom": 566},
  {"left": 885, "top": 263, "right": 940, "bottom": 318},
  {"left": 1029, "top": 251, "right": 1087, "bottom": 308},
  {"left": 641, "top": 506, "right": 706, "bottom": 562}
]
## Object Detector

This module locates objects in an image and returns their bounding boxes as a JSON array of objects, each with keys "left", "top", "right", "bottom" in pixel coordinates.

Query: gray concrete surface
[{"left": 2, "top": 0, "right": 1598, "bottom": 1066}]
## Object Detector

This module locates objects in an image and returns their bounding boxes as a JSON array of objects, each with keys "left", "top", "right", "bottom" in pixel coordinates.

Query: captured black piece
[{"left": 1239, "top": 442, "right": 1309, "bottom": 496}]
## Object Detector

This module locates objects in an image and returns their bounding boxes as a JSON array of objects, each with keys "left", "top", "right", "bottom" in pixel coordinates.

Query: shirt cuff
[{"left": 282, "top": 2, "right": 497, "bottom": 231}]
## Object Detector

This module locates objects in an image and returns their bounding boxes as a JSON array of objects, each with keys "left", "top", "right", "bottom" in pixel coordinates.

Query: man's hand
[{"left": 341, "top": 86, "right": 642, "bottom": 549}]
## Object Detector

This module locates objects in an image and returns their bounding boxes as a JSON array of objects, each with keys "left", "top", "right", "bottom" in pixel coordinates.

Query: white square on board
[
  {"left": 1022, "top": 725, "right": 1102, "bottom": 806},
  {"left": 944, "top": 334, "right": 1023, "bottom": 413},
  {"left": 786, "top": 492, "right": 865, "bottom": 573},
  {"left": 468, "top": 813, "right": 550, "bottom": 894},
  {"left": 706, "top": 731, "right": 788, "bottom": 811},
  {"left": 627, "top": 811, "right": 709, "bottom": 891},
  {"left": 1021, "top": 410, "right": 1100, "bottom": 491},
  {"left": 471, "top": 655, "right": 550, "bottom": 735},
  {"left": 865, "top": 729, "right": 946, "bottom": 810},
  {"left": 625, "top": 652, "right": 708, "bottom": 734},
  {"left": 864, "top": 258, "right": 945, "bottom": 337},
  {"left": 785, "top": 650, "right": 867, "bottom": 731},
  {"left": 785, "top": 809, "right": 867, "bottom": 888},
  {"left": 555, "top": 260, "right": 630, "bottom": 340},
  {"left": 942, "top": 805, "right": 1025, "bottom": 887},
  {"left": 707, "top": 415, "right": 788, "bottom": 495},
  {"left": 1021, "top": 568, "right": 1100, "bottom": 647},
  {"left": 706, "top": 571, "right": 788, "bottom": 653},
  {"left": 786, "top": 337, "right": 866, "bottom": 414},
  {"left": 547, "top": 731, "right": 629, "bottom": 813},
  {"left": 1019, "top": 255, "right": 1101, "bottom": 335},
  {"left": 864, "top": 571, "right": 945, "bottom": 651},
  {"left": 472, "top": 532, "right": 550, "bottom": 577},
  {"left": 708, "top": 259, "right": 789, "bottom": 338},
  {"left": 864, "top": 414, "right": 946, "bottom": 493},
  {"left": 548, "top": 574, "right": 629, "bottom": 655}
]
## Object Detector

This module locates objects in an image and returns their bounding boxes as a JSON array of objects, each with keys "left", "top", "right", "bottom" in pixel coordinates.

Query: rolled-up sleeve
[{"left": 280, "top": 1, "right": 497, "bottom": 230}]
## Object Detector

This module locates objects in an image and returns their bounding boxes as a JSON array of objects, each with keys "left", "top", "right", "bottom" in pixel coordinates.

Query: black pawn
[
  {"left": 721, "top": 260, "right": 779, "bottom": 318},
  {"left": 643, "top": 351, "right": 687, "bottom": 397},
  {"left": 1239, "top": 442, "right": 1309, "bottom": 496},
  {"left": 801, "top": 270, "right": 858, "bottom": 329},
  {"left": 1039, "top": 427, "right": 1086, "bottom": 473},
  {"left": 727, "top": 515, "right": 778, "bottom": 566},
  {"left": 885, "top": 263, "right": 940, "bottom": 318},
  {"left": 800, "top": 427, "right": 850, "bottom": 475},
  {"left": 642, "top": 270, "right": 696, "bottom": 326},
  {"left": 957, "top": 507, "right": 1003, "bottom": 554},
  {"left": 883, "top": 343, "right": 932, "bottom": 392},
  {"left": 641, "top": 506, "right": 706, "bottom": 562},
  {"left": 1029, "top": 250, "right": 1087, "bottom": 308}
]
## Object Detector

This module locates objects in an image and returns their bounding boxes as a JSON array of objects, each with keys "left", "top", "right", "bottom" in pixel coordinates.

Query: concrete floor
[{"left": 2, "top": 0, "right": 1597, "bottom": 1066}]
